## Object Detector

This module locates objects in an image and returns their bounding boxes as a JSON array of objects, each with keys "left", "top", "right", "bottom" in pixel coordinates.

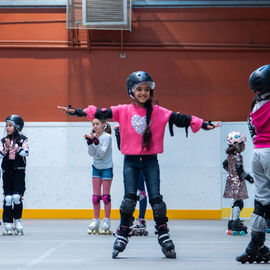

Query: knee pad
[
  {"left": 102, "top": 194, "right": 111, "bottom": 205},
  {"left": 137, "top": 190, "right": 147, "bottom": 201},
  {"left": 251, "top": 213, "right": 267, "bottom": 232},
  {"left": 120, "top": 193, "right": 137, "bottom": 218},
  {"left": 12, "top": 194, "right": 21, "bottom": 205},
  {"left": 4, "top": 195, "right": 12, "bottom": 206},
  {"left": 233, "top": 199, "right": 244, "bottom": 210},
  {"left": 150, "top": 196, "right": 167, "bottom": 221},
  {"left": 92, "top": 195, "right": 101, "bottom": 206}
]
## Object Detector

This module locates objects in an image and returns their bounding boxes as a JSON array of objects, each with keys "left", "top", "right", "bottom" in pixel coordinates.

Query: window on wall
[{"left": 0, "top": 0, "right": 269, "bottom": 7}]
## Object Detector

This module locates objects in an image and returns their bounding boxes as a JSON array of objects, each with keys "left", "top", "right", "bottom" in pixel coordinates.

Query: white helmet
[{"left": 227, "top": 131, "right": 247, "bottom": 145}]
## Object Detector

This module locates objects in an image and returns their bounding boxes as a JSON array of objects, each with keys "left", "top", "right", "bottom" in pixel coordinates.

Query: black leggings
[{"left": 2, "top": 170, "right": 25, "bottom": 223}]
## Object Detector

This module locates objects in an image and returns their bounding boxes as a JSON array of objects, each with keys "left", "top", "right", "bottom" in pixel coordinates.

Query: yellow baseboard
[
  {"left": 222, "top": 208, "right": 254, "bottom": 218},
  {"left": 0, "top": 209, "right": 222, "bottom": 219}
]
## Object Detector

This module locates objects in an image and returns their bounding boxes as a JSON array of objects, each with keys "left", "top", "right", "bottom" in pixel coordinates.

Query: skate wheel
[
  {"left": 143, "top": 231, "right": 148, "bottom": 236},
  {"left": 112, "top": 249, "right": 119, "bottom": 259},
  {"left": 240, "top": 231, "right": 245, "bottom": 236},
  {"left": 226, "top": 230, "right": 233, "bottom": 235},
  {"left": 106, "top": 230, "right": 112, "bottom": 235},
  {"left": 256, "top": 258, "right": 262, "bottom": 263},
  {"left": 232, "top": 231, "right": 238, "bottom": 236},
  {"left": 266, "top": 228, "right": 270, "bottom": 234},
  {"left": 134, "top": 231, "right": 140, "bottom": 236}
]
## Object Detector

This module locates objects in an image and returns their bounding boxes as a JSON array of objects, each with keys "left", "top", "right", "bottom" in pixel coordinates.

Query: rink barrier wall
[{"left": 0, "top": 209, "right": 253, "bottom": 219}]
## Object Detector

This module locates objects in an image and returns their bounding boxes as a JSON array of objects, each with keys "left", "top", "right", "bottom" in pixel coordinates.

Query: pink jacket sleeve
[{"left": 190, "top": 116, "right": 203, "bottom": 133}]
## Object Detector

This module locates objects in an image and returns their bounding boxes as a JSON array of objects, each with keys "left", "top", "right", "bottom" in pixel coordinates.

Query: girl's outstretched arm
[
  {"left": 57, "top": 105, "right": 86, "bottom": 117},
  {"left": 57, "top": 105, "right": 113, "bottom": 120},
  {"left": 168, "top": 112, "right": 220, "bottom": 136}
]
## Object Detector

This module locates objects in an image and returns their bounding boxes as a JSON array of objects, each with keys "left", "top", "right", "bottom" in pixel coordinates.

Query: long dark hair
[
  {"left": 7, "top": 129, "right": 21, "bottom": 143},
  {"left": 142, "top": 99, "right": 153, "bottom": 150}
]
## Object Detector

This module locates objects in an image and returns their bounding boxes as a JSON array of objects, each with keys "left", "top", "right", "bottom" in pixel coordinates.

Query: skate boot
[
  {"left": 266, "top": 219, "right": 270, "bottom": 234},
  {"left": 13, "top": 219, "right": 24, "bottom": 235},
  {"left": 236, "top": 231, "right": 270, "bottom": 264},
  {"left": 99, "top": 218, "right": 112, "bottom": 235},
  {"left": 226, "top": 219, "right": 247, "bottom": 236},
  {"left": 227, "top": 219, "right": 233, "bottom": 230},
  {"left": 130, "top": 218, "right": 148, "bottom": 236},
  {"left": 3, "top": 222, "right": 13, "bottom": 235},
  {"left": 112, "top": 225, "right": 130, "bottom": 259},
  {"left": 156, "top": 224, "right": 176, "bottom": 259},
  {"left": 87, "top": 219, "right": 100, "bottom": 235}
]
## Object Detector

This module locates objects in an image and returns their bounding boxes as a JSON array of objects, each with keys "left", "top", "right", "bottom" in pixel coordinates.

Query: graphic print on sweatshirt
[{"left": 131, "top": 115, "right": 147, "bottom": 135}]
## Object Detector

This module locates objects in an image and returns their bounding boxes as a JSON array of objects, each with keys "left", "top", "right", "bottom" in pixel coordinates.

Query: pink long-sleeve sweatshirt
[
  {"left": 251, "top": 100, "right": 270, "bottom": 148},
  {"left": 85, "top": 103, "right": 203, "bottom": 155}
]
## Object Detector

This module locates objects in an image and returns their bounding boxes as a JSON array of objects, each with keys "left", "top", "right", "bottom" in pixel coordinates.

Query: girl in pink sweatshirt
[
  {"left": 58, "top": 71, "right": 218, "bottom": 259},
  {"left": 237, "top": 64, "right": 270, "bottom": 264}
]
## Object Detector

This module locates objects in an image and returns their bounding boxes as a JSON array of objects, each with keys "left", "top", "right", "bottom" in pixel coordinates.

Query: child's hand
[
  {"left": 4, "top": 138, "right": 10, "bottom": 149},
  {"left": 245, "top": 174, "right": 254, "bottom": 184},
  {"left": 202, "top": 121, "right": 221, "bottom": 130},
  {"left": 57, "top": 105, "right": 75, "bottom": 114}
]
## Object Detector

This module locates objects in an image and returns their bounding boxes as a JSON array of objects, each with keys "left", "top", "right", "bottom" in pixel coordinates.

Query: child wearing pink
[
  {"left": 236, "top": 64, "right": 270, "bottom": 264},
  {"left": 58, "top": 71, "right": 218, "bottom": 259}
]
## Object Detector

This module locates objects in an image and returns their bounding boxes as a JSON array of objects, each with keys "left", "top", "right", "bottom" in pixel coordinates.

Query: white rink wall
[{"left": 0, "top": 122, "right": 255, "bottom": 211}]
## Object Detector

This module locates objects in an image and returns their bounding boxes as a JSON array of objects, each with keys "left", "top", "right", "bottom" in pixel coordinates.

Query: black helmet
[
  {"left": 5, "top": 115, "right": 24, "bottom": 132},
  {"left": 126, "top": 71, "right": 155, "bottom": 99},
  {"left": 249, "top": 64, "right": 270, "bottom": 96}
]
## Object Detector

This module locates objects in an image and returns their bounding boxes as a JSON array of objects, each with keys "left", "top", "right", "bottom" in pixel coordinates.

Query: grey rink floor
[{"left": 1, "top": 219, "right": 270, "bottom": 270}]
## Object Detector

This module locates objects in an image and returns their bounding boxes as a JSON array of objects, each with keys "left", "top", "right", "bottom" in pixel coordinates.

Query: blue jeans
[{"left": 123, "top": 154, "right": 160, "bottom": 200}]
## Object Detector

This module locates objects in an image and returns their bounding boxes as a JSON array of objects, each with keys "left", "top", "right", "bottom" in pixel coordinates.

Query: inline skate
[
  {"left": 156, "top": 223, "right": 176, "bottom": 259},
  {"left": 112, "top": 225, "right": 130, "bottom": 259},
  {"left": 130, "top": 218, "right": 148, "bottom": 236},
  {"left": 236, "top": 231, "right": 270, "bottom": 263}
]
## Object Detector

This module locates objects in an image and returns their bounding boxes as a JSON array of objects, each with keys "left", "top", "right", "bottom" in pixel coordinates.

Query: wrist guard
[
  {"left": 85, "top": 137, "right": 93, "bottom": 145},
  {"left": 202, "top": 121, "right": 215, "bottom": 130},
  {"left": 66, "top": 105, "right": 86, "bottom": 117},
  {"left": 93, "top": 137, "right": 99, "bottom": 145},
  {"left": 245, "top": 174, "right": 254, "bottom": 184}
]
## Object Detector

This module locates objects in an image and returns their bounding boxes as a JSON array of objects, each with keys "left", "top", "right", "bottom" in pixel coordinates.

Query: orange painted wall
[{"left": 0, "top": 7, "right": 270, "bottom": 122}]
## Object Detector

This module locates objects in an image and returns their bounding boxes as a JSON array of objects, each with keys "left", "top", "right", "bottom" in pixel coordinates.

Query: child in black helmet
[
  {"left": 0, "top": 115, "right": 29, "bottom": 235},
  {"left": 236, "top": 64, "right": 270, "bottom": 264},
  {"left": 58, "top": 71, "right": 219, "bottom": 259}
]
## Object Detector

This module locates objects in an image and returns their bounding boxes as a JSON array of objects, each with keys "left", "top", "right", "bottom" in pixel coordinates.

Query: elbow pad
[
  {"left": 169, "top": 112, "right": 191, "bottom": 136},
  {"left": 95, "top": 108, "right": 113, "bottom": 119}
]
